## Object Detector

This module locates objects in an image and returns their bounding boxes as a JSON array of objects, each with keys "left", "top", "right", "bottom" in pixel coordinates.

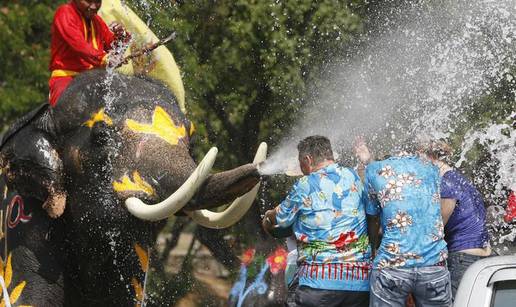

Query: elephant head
[{"left": 0, "top": 70, "right": 267, "bottom": 305}]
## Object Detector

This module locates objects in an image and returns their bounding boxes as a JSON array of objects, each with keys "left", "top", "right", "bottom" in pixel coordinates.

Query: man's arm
[
  {"left": 440, "top": 198, "right": 456, "bottom": 225},
  {"left": 367, "top": 214, "right": 380, "bottom": 258},
  {"left": 353, "top": 137, "right": 373, "bottom": 181},
  {"left": 262, "top": 184, "right": 304, "bottom": 236}
]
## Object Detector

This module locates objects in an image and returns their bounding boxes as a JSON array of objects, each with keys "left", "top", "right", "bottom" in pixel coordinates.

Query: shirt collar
[{"left": 312, "top": 162, "right": 338, "bottom": 174}]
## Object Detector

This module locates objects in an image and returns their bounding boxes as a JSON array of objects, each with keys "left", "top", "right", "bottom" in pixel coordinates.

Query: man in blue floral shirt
[
  {"left": 263, "top": 136, "right": 371, "bottom": 307},
  {"left": 355, "top": 140, "right": 452, "bottom": 307}
]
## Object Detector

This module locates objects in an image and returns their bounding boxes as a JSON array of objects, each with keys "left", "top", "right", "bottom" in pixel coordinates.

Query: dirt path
[{"left": 174, "top": 272, "right": 232, "bottom": 307}]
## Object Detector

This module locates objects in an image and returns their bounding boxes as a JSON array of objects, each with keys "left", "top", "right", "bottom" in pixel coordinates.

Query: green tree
[
  {"left": 130, "top": 0, "right": 365, "bottom": 166},
  {"left": 0, "top": 0, "right": 65, "bottom": 129}
]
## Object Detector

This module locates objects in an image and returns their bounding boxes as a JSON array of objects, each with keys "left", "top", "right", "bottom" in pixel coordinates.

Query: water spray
[{"left": 116, "top": 32, "right": 177, "bottom": 68}]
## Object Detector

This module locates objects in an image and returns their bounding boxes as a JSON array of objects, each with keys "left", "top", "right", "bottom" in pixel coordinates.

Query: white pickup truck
[{"left": 454, "top": 255, "right": 516, "bottom": 307}]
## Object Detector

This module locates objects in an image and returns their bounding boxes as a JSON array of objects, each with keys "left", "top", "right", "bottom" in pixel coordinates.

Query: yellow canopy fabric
[{"left": 99, "top": 0, "right": 186, "bottom": 113}]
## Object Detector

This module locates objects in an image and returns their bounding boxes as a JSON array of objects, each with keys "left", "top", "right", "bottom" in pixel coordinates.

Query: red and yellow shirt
[{"left": 49, "top": 1, "right": 115, "bottom": 77}]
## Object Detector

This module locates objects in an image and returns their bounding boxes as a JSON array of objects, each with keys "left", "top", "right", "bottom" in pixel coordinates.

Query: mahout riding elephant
[{"left": 0, "top": 70, "right": 267, "bottom": 306}]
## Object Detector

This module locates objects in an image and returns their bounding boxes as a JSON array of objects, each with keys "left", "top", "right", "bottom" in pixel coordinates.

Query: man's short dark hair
[{"left": 297, "top": 135, "right": 334, "bottom": 164}]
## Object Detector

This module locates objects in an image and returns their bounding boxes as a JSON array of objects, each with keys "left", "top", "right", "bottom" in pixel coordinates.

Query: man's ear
[{"left": 306, "top": 155, "right": 315, "bottom": 168}]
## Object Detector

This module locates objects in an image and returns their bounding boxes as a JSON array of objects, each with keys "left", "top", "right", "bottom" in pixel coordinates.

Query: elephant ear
[
  {"left": 0, "top": 104, "right": 50, "bottom": 149},
  {"left": 1, "top": 107, "right": 66, "bottom": 218}
]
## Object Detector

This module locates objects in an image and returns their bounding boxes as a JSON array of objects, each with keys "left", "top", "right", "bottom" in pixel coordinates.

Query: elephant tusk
[
  {"left": 125, "top": 147, "right": 218, "bottom": 221},
  {"left": 186, "top": 142, "right": 267, "bottom": 229}
]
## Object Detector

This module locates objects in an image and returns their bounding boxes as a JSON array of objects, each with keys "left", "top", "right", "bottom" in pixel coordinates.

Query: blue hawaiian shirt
[
  {"left": 364, "top": 154, "right": 448, "bottom": 269},
  {"left": 275, "top": 163, "right": 371, "bottom": 291}
]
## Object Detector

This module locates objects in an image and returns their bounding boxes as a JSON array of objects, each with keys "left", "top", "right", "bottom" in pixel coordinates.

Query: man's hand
[
  {"left": 106, "top": 52, "right": 128, "bottom": 68},
  {"left": 353, "top": 136, "right": 372, "bottom": 165},
  {"left": 109, "top": 22, "right": 131, "bottom": 44},
  {"left": 262, "top": 209, "right": 277, "bottom": 235}
]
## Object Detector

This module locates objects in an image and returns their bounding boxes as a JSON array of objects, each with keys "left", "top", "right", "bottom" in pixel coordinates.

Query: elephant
[{"left": 0, "top": 70, "right": 267, "bottom": 306}]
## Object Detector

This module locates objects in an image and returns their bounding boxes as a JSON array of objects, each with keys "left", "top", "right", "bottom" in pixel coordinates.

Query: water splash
[
  {"left": 457, "top": 121, "right": 515, "bottom": 189},
  {"left": 278, "top": 1, "right": 512, "bottom": 144},
  {"left": 267, "top": 0, "right": 516, "bottom": 192},
  {"left": 103, "top": 37, "right": 132, "bottom": 112},
  {"left": 258, "top": 154, "right": 301, "bottom": 176},
  {"left": 261, "top": 0, "right": 516, "bottom": 252}
]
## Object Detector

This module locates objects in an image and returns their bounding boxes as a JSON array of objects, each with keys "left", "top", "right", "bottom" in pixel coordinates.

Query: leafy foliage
[
  {"left": 0, "top": 1, "right": 66, "bottom": 129},
  {"left": 129, "top": 0, "right": 365, "bottom": 167},
  {"left": 448, "top": 75, "right": 516, "bottom": 204}
]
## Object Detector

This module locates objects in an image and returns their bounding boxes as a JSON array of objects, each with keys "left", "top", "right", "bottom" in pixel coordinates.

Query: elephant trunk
[
  {"left": 124, "top": 143, "right": 267, "bottom": 227},
  {"left": 185, "top": 163, "right": 260, "bottom": 211}
]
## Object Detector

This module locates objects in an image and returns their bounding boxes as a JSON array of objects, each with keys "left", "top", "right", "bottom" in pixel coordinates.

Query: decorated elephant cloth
[
  {"left": 229, "top": 246, "right": 288, "bottom": 307},
  {"left": 0, "top": 70, "right": 265, "bottom": 306}
]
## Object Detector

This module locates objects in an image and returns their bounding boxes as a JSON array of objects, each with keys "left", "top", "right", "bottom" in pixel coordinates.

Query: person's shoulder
[
  {"left": 293, "top": 175, "right": 310, "bottom": 193},
  {"left": 54, "top": 3, "right": 77, "bottom": 18},
  {"left": 419, "top": 160, "right": 439, "bottom": 177},
  {"left": 56, "top": 3, "right": 75, "bottom": 13},
  {"left": 446, "top": 169, "right": 464, "bottom": 179},
  {"left": 365, "top": 160, "right": 383, "bottom": 173},
  {"left": 93, "top": 14, "right": 110, "bottom": 27},
  {"left": 336, "top": 164, "right": 360, "bottom": 181},
  {"left": 296, "top": 175, "right": 309, "bottom": 184},
  {"left": 445, "top": 169, "right": 472, "bottom": 186}
]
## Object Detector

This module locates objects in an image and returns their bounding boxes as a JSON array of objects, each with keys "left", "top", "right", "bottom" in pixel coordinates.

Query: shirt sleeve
[
  {"left": 364, "top": 165, "right": 381, "bottom": 216},
  {"left": 53, "top": 7, "right": 108, "bottom": 66},
  {"left": 275, "top": 182, "right": 306, "bottom": 228},
  {"left": 440, "top": 173, "right": 459, "bottom": 200},
  {"left": 96, "top": 16, "right": 115, "bottom": 51}
]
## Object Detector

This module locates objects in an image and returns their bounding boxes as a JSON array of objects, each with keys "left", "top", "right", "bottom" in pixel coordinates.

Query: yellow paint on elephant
[
  {"left": 83, "top": 108, "right": 113, "bottom": 128},
  {"left": 1, "top": 281, "right": 26, "bottom": 307},
  {"left": 134, "top": 243, "right": 149, "bottom": 273},
  {"left": 131, "top": 277, "right": 143, "bottom": 307},
  {"left": 4, "top": 253, "right": 12, "bottom": 287},
  {"left": 0, "top": 253, "right": 29, "bottom": 307},
  {"left": 126, "top": 106, "right": 187, "bottom": 146},
  {"left": 113, "top": 171, "right": 156, "bottom": 197}
]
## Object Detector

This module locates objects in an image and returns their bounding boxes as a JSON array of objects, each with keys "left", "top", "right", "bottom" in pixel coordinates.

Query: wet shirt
[
  {"left": 441, "top": 170, "right": 489, "bottom": 252},
  {"left": 364, "top": 155, "right": 448, "bottom": 269},
  {"left": 275, "top": 163, "right": 371, "bottom": 291}
]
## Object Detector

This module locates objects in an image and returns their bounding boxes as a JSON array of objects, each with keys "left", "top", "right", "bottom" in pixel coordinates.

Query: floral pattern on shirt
[
  {"left": 275, "top": 163, "right": 371, "bottom": 290},
  {"left": 386, "top": 211, "right": 413, "bottom": 233},
  {"left": 365, "top": 155, "right": 448, "bottom": 269},
  {"left": 431, "top": 220, "right": 445, "bottom": 242}
]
